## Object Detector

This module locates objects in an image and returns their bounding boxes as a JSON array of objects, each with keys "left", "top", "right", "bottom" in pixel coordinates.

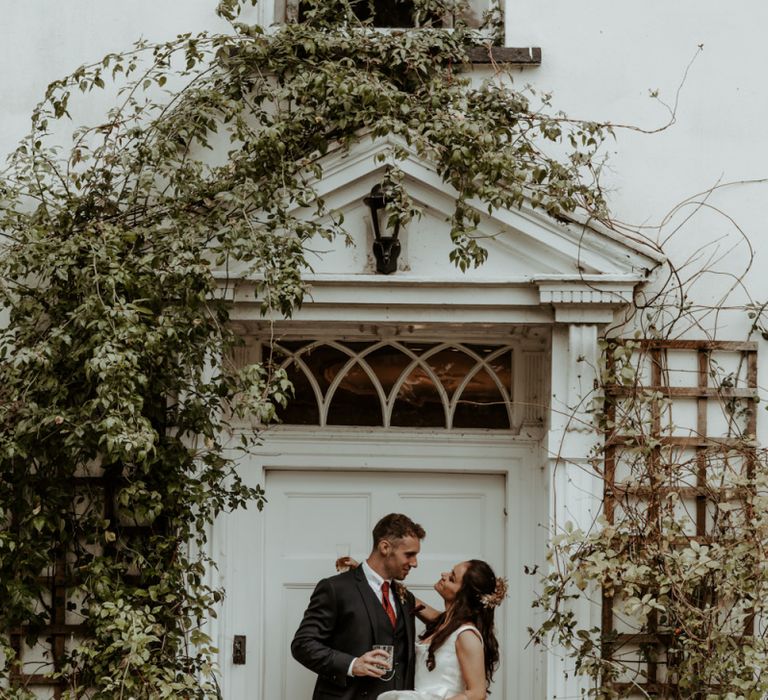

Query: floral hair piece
[{"left": 480, "top": 576, "right": 508, "bottom": 609}]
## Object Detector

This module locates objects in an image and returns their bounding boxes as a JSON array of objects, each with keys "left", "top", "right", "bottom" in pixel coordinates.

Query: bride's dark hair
[{"left": 419, "top": 559, "right": 501, "bottom": 689}]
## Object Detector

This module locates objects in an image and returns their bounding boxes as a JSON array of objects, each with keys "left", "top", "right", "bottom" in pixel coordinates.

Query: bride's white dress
[{"left": 378, "top": 624, "right": 481, "bottom": 700}]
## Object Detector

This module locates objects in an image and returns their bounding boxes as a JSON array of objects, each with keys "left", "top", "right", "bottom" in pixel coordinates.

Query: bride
[{"left": 379, "top": 558, "right": 505, "bottom": 700}]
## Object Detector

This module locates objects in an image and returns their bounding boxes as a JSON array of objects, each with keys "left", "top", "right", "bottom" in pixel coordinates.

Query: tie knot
[{"left": 381, "top": 581, "right": 390, "bottom": 595}]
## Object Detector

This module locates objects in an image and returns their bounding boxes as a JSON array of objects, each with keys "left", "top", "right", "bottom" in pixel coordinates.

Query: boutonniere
[{"left": 393, "top": 581, "right": 409, "bottom": 607}]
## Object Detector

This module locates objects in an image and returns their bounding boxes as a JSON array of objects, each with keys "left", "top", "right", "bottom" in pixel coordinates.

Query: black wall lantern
[{"left": 364, "top": 183, "right": 401, "bottom": 275}]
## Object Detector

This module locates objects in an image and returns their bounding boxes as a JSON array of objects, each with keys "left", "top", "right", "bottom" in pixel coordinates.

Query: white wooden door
[{"left": 263, "top": 469, "right": 506, "bottom": 699}]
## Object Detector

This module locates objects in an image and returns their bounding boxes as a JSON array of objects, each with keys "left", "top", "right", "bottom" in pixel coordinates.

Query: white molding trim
[
  {"left": 565, "top": 324, "right": 599, "bottom": 433},
  {"left": 225, "top": 276, "right": 642, "bottom": 325},
  {"left": 536, "top": 279, "right": 636, "bottom": 324},
  {"left": 544, "top": 324, "right": 604, "bottom": 699},
  {"left": 537, "top": 281, "right": 634, "bottom": 306}
]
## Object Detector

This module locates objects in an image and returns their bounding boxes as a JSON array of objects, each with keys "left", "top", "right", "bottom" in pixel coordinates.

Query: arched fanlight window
[{"left": 268, "top": 340, "right": 545, "bottom": 431}]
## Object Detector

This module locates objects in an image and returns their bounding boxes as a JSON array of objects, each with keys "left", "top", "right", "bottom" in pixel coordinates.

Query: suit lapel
[
  {"left": 354, "top": 565, "right": 381, "bottom": 639},
  {"left": 394, "top": 585, "right": 414, "bottom": 652}
]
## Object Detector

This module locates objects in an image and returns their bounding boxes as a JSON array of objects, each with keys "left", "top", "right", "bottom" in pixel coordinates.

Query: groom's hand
[{"left": 351, "top": 649, "right": 389, "bottom": 677}]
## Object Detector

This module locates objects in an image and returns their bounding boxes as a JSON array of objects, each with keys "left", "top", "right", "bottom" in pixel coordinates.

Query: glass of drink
[{"left": 372, "top": 644, "right": 395, "bottom": 681}]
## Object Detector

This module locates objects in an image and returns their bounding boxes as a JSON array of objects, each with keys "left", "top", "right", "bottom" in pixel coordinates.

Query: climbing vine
[
  {"left": 533, "top": 213, "right": 768, "bottom": 697},
  {"left": 0, "top": 0, "right": 612, "bottom": 696}
]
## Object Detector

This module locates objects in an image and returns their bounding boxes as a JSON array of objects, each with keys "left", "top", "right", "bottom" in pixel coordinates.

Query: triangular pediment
[
  {"left": 295, "top": 134, "right": 663, "bottom": 282},
  {"left": 225, "top": 134, "right": 664, "bottom": 326}
]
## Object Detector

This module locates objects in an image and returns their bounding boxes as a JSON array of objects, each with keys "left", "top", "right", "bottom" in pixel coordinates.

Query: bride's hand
[
  {"left": 335, "top": 556, "right": 359, "bottom": 572},
  {"left": 414, "top": 597, "right": 440, "bottom": 623}
]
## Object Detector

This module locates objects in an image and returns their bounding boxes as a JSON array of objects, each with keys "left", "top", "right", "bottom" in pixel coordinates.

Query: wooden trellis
[
  {"left": 601, "top": 339, "right": 758, "bottom": 697},
  {"left": 8, "top": 470, "right": 153, "bottom": 698}
]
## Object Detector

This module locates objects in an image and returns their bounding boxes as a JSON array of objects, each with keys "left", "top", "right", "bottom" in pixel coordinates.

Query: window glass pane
[
  {"left": 355, "top": 0, "right": 415, "bottom": 27},
  {"left": 298, "top": 0, "right": 441, "bottom": 27},
  {"left": 279, "top": 340, "right": 313, "bottom": 353},
  {"left": 487, "top": 350, "right": 513, "bottom": 395},
  {"left": 344, "top": 340, "right": 378, "bottom": 353},
  {"left": 297, "top": 344, "right": 351, "bottom": 395},
  {"left": 276, "top": 361, "right": 320, "bottom": 425},
  {"left": 361, "top": 344, "right": 411, "bottom": 396},
  {"left": 425, "top": 347, "right": 474, "bottom": 399},
  {"left": 453, "top": 367, "right": 509, "bottom": 429},
  {"left": 401, "top": 342, "right": 439, "bottom": 354},
  {"left": 327, "top": 363, "right": 383, "bottom": 426},
  {"left": 464, "top": 343, "right": 502, "bottom": 359},
  {"left": 391, "top": 366, "right": 445, "bottom": 427}
]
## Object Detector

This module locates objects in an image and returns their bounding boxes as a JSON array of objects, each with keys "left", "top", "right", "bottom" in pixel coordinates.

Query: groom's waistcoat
[{"left": 366, "top": 582, "right": 409, "bottom": 692}]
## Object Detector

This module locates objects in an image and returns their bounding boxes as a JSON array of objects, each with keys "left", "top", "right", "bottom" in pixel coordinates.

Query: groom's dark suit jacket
[{"left": 291, "top": 565, "right": 417, "bottom": 700}]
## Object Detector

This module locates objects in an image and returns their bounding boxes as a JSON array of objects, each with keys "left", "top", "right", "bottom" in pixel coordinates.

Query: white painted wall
[
  {"left": 0, "top": 2, "right": 227, "bottom": 147},
  {"left": 507, "top": 1, "right": 768, "bottom": 325}
]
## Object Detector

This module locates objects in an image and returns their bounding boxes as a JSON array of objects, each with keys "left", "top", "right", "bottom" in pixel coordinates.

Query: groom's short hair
[{"left": 372, "top": 513, "right": 425, "bottom": 546}]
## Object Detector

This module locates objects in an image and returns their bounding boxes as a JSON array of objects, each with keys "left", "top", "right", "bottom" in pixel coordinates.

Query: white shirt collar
[{"left": 362, "top": 559, "right": 391, "bottom": 590}]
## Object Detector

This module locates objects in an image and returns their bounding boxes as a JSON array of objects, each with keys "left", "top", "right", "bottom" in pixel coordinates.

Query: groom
[{"left": 291, "top": 513, "right": 425, "bottom": 699}]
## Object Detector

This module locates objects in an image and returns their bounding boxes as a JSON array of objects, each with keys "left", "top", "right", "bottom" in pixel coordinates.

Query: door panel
[{"left": 263, "top": 470, "right": 506, "bottom": 699}]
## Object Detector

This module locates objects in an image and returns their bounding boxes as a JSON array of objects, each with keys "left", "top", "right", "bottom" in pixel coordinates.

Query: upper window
[
  {"left": 264, "top": 338, "right": 547, "bottom": 431},
  {"left": 280, "top": 0, "right": 489, "bottom": 28}
]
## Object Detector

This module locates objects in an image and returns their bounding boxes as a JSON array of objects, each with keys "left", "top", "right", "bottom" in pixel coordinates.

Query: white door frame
[
  {"left": 216, "top": 429, "right": 547, "bottom": 700},
  {"left": 218, "top": 266, "right": 656, "bottom": 697}
]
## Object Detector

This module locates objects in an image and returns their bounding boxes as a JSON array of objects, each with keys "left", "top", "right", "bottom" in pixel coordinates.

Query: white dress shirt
[
  {"left": 347, "top": 560, "right": 397, "bottom": 676},
  {"left": 362, "top": 560, "right": 398, "bottom": 618}
]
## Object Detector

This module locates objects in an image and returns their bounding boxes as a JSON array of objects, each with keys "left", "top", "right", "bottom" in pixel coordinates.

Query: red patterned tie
[{"left": 381, "top": 581, "right": 397, "bottom": 627}]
